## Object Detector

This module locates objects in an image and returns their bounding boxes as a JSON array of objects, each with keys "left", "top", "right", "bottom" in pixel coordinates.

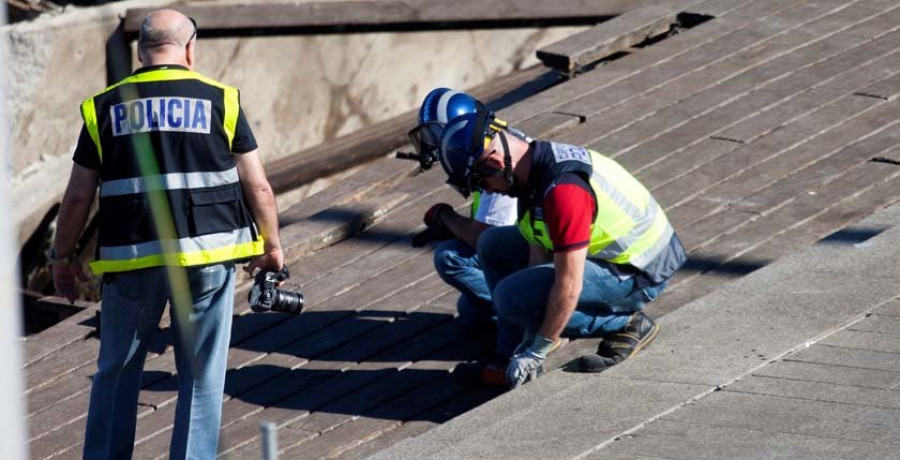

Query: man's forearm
[
  {"left": 538, "top": 279, "right": 580, "bottom": 340},
  {"left": 440, "top": 210, "right": 489, "bottom": 249},
  {"left": 54, "top": 165, "right": 100, "bottom": 256},
  {"left": 244, "top": 185, "right": 281, "bottom": 251},
  {"left": 538, "top": 248, "right": 587, "bottom": 340},
  {"left": 54, "top": 192, "right": 93, "bottom": 256}
]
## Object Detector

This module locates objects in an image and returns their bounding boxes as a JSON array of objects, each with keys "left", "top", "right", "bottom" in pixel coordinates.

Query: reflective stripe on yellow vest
[
  {"left": 469, "top": 191, "right": 482, "bottom": 219},
  {"left": 517, "top": 149, "right": 675, "bottom": 272},
  {"left": 81, "top": 68, "right": 263, "bottom": 274}
]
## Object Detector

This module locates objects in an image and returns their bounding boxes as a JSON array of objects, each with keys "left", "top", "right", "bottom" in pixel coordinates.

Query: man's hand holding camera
[
  {"left": 244, "top": 246, "right": 285, "bottom": 281},
  {"left": 245, "top": 245, "right": 304, "bottom": 314}
]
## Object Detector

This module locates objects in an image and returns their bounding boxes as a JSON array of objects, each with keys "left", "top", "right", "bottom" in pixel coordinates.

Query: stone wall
[{"left": 4, "top": 1, "right": 584, "bottom": 244}]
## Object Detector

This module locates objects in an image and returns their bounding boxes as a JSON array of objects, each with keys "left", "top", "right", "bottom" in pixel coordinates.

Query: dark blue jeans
[
  {"left": 83, "top": 263, "right": 235, "bottom": 460},
  {"left": 478, "top": 226, "right": 665, "bottom": 357},
  {"left": 433, "top": 239, "right": 494, "bottom": 326}
]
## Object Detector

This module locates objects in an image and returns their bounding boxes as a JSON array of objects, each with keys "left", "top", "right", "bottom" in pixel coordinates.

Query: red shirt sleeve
[{"left": 544, "top": 176, "right": 596, "bottom": 253}]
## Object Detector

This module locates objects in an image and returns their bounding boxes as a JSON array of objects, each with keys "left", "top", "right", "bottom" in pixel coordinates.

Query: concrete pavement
[{"left": 372, "top": 203, "right": 900, "bottom": 459}]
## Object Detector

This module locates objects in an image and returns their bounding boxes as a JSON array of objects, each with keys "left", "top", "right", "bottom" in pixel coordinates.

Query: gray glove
[
  {"left": 506, "top": 333, "right": 557, "bottom": 389},
  {"left": 506, "top": 351, "right": 544, "bottom": 388}
]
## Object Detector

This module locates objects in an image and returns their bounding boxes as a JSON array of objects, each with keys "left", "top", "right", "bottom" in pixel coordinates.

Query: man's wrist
[
  {"left": 46, "top": 248, "right": 77, "bottom": 265},
  {"left": 528, "top": 334, "right": 556, "bottom": 358}
]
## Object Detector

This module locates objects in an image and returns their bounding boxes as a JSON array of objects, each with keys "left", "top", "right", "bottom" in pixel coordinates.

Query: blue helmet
[
  {"left": 438, "top": 110, "right": 495, "bottom": 197},
  {"left": 409, "top": 88, "right": 485, "bottom": 172},
  {"left": 418, "top": 88, "right": 484, "bottom": 125}
]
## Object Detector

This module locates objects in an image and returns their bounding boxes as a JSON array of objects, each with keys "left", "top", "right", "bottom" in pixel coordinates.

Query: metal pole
[
  {"left": 260, "top": 421, "right": 278, "bottom": 460},
  {"left": 0, "top": 4, "right": 31, "bottom": 459}
]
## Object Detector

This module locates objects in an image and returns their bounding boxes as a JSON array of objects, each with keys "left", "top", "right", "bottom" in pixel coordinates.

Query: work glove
[
  {"left": 506, "top": 332, "right": 557, "bottom": 389},
  {"left": 423, "top": 203, "right": 453, "bottom": 229},
  {"left": 411, "top": 203, "right": 454, "bottom": 247}
]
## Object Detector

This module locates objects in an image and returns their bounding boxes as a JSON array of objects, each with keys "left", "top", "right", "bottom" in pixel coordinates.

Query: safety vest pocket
[
  {"left": 98, "top": 195, "right": 153, "bottom": 247},
  {"left": 188, "top": 185, "right": 241, "bottom": 236}
]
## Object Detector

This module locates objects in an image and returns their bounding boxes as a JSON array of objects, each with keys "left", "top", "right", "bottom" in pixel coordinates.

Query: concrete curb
[{"left": 371, "top": 203, "right": 900, "bottom": 460}]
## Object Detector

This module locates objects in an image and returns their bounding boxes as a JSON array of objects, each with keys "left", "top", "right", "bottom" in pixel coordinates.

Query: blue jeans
[
  {"left": 478, "top": 226, "right": 665, "bottom": 357},
  {"left": 83, "top": 263, "right": 235, "bottom": 460},
  {"left": 433, "top": 239, "right": 494, "bottom": 326}
]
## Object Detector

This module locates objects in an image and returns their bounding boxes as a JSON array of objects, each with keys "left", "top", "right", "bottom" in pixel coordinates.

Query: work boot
[{"left": 579, "top": 311, "right": 659, "bottom": 373}]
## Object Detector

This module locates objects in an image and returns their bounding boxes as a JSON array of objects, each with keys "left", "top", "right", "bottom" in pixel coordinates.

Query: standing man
[
  {"left": 435, "top": 102, "right": 686, "bottom": 388},
  {"left": 50, "top": 10, "right": 282, "bottom": 459}
]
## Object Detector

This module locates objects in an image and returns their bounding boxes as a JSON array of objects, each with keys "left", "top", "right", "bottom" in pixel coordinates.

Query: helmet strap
[{"left": 499, "top": 131, "right": 515, "bottom": 191}]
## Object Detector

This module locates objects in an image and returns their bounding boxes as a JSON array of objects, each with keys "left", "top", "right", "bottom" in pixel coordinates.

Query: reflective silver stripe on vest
[
  {"left": 626, "top": 223, "right": 675, "bottom": 269},
  {"left": 98, "top": 226, "right": 255, "bottom": 260},
  {"left": 587, "top": 170, "right": 660, "bottom": 262},
  {"left": 100, "top": 167, "right": 239, "bottom": 197}
]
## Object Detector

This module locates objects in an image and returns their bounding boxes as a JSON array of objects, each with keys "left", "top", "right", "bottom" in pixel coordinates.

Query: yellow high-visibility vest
[{"left": 518, "top": 143, "right": 684, "bottom": 285}]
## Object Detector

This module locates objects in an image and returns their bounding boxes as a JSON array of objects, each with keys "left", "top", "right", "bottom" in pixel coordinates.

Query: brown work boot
[{"left": 578, "top": 311, "right": 659, "bottom": 373}]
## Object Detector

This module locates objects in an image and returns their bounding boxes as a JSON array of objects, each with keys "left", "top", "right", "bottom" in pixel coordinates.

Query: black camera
[{"left": 248, "top": 267, "right": 304, "bottom": 314}]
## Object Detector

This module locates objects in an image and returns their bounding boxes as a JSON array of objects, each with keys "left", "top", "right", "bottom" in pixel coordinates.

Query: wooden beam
[
  {"left": 124, "top": 0, "right": 622, "bottom": 37},
  {"left": 536, "top": 1, "right": 705, "bottom": 72},
  {"left": 266, "top": 64, "right": 561, "bottom": 194},
  {"left": 105, "top": 22, "right": 132, "bottom": 86}
]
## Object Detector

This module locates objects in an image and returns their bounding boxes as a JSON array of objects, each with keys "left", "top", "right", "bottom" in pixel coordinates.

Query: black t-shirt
[{"left": 73, "top": 69, "right": 258, "bottom": 171}]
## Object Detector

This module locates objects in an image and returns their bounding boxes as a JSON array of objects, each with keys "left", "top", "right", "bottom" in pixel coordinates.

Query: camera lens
[{"left": 272, "top": 289, "right": 304, "bottom": 314}]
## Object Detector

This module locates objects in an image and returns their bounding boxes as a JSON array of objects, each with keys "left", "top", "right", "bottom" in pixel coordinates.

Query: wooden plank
[
  {"left": 134, "top": 297, "right": 458, "bottom": 458},
  {"left": 553, "top": 0, "right": 843, "bottom": 145},
  {"left": 136, "top": 259, "right": 448, "bottom": 412},
  {"left": 501, "top": 0, "right": 790, "bottom": 123},
  {"left": 278, "top": 375, "right": 474, "bottom": 459},
  {"left": 617, "top": 30, "right": 900, "bottom": 178},
  {"left": 279, "top": 191, "right": 410, "bottom": 263},
  {"left": 277, "top": 156, "right": 416, "bottom": 228},
  {"left": 573, "top": 1, "right": 894, "bottom": 158},
  {"left": 22, "top": 300, "right": 98, "bottom": 367},
  {"left": 27, "top": 244, "right": 446, "bottom": 452},
  {"left": 516, "top": 112, "right": 582, "bottom": 141},
  {"left": 656, "top": 75, "right": 900, "bottom": 229},
  {"left": 737, "top": 170, "right": 900, "bottom": 265},
  {"left": 220, "top": 350, "right": 469, "bottom": 457},
  {"left": 600, "top": 4, "right": 900, "bottom": 172},
  {"left": 537, "top": 2, "right": 695, "bottom": 72},
  {"left": 681, "top": 126, "right": 900, "bottom": 251},
  {"left": 29, "top": 415, "right": 87, "bottom": 460},
  {"left": 27, "top": 335, "right": 171, "bottom": 416},
  {"left": 332, "top": 387, "right": 501, "bottom": 459},
  {"left": 124, "top": 0, "right": 620, "bottom": 36},
  {"left": 192, "top": 294, "right": 464, "bottom": 457},
  {"left": 265, "top": 64, "right": 555, "bottom": 194},
  {"left": 646, "top": 163, "right": 900, "bottom": 323},
  {"left": 25, "top": 340, "right": 98, "bottom": 392},
  {"left": 139, "top": 308, "right": 460, "bottom": 457},
  {"left": 27, "top": 163, "right": 452, "bottom": 445},
  {"left": 671, "top": 89, "right": 900, "bottom": 231},
  {"left": 686, "top": 162, "right": 900, "bottom": 279}
]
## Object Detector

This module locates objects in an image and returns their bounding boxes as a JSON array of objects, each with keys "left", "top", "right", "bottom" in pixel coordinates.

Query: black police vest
[{"left": 79, "top": 67, "right": 263, "bottom": 274}]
